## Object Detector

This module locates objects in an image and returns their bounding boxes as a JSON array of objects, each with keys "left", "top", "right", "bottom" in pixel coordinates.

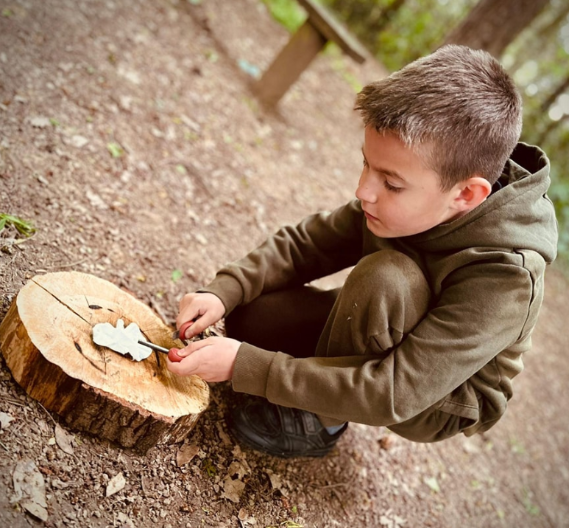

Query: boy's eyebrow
[{"left": 361, "top": 147, "right": 407, "bottom": 183}]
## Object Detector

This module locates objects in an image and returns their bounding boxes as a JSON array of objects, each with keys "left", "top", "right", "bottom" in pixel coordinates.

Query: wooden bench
[{"left": 253, "top": 0, "right": 367, "bottom": 107}]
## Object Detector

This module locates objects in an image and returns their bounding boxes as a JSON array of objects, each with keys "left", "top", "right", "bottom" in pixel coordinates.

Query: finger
[
  {"left": 177, "top": 320, "right": 195, "bottom": 341},
  {"left": 178, "top": 292, "right": 197, "bottom": 311},
  {"left": 175, "top": 337, "right": 214, "bottom": 359},
  {"left": 185, "top": 337, "right": 216, "bottom": 352},
  {"left": 181, "top": 315, "right": 217, "bottom": 339},
  {"left": 167, "top": 355, "right": 196, "bottom": 376},
  {"left": 176, "top": 307, "right": 199, "bottom": 330}
]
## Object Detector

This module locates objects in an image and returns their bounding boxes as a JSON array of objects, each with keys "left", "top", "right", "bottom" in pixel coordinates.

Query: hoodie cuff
[
  {"left": 199, "top": 273, "right": 244, "bottom": 316},
  {"left": 232, "top": 343, "right": 275, "bottom": 397}
]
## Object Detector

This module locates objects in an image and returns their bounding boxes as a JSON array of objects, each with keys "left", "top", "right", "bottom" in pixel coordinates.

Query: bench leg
[{"left": 253, "top": 19, "right": 327, "bottom": 107}]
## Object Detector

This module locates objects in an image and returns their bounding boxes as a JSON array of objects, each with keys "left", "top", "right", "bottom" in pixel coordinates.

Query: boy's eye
[
  {"left": 362, "top": 158, "right": 369, "bottom": 167},
  {"left": 384, "top": 180, "right": 403, "bottom": 193}
]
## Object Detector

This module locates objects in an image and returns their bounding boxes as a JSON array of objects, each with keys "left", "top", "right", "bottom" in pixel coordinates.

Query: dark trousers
[{"left": 225, "top": 250, "right": 467, "bottom": 442}]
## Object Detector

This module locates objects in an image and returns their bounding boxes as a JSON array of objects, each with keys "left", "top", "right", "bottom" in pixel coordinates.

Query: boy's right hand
[{"left": 176, "top": 292, "right": 226, "bottom": 340}]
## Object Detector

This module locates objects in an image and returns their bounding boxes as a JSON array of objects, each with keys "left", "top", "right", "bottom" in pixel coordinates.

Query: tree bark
[
  {"left": 442, "top": 0, "right": 550, "bottom": 58},
  {"left": 0, "top": 271, "right": 210, "bottom": 454}
]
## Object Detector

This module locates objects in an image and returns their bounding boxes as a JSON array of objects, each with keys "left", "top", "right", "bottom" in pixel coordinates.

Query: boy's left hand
[{"left": 166, "top": 336, "right": 241, "bottom": 382}]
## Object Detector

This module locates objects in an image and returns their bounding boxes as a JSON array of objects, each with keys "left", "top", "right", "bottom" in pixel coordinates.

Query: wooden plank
[
  {"left": 297, "top": 0, "right": 366, "bottom": 63},
  {"left": 253, "top": 19, "right": 327, "bottom": 107}
]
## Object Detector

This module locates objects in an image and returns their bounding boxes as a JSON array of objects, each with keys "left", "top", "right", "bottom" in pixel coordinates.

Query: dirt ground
[{"left": 1, "top": 0, "right": 568, "bottom": 526}]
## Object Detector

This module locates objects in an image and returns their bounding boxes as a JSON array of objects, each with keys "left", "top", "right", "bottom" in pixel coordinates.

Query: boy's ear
[{"left": 452, "top": 176, "right": 492, "bottom": 213}]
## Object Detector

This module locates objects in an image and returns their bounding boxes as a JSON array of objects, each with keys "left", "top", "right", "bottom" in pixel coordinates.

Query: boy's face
[{"left": 356, "top": 127, "right": 462, "bottom": 238}]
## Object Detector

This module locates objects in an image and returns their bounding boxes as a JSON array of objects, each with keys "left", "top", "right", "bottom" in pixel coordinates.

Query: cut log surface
[{"left": 0, "top": 271, "right": 210, "bottom": 453}]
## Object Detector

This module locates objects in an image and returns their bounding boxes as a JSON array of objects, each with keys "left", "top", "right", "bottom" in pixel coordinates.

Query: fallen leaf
[
  {"left": 216, "top": 422, "right": 232, "bottom": 446},
  {"left": 195, "top": 233, "right": 208, "bottom": 245},
  {"left": 462, "top": 438, "right": 480, "bottom": 454},
  {"left": 55, "top": 423, "right": 75, "bottom": 455},
  {"left": 29, "top": 116, "right": 51, "bottom": 128},
  {"left": 106, "top": 472, "right": 126, "bottom": 497},
  {"left": 423, "top": 476, "right": 440, "bottom": 493},
  {"left": 65, "top": 135, "right": 89, "bottom": 148},
  {"left": 266, "top": 469, "right": 288, "bottom": 497},
  {"left": 177, "top": 443, "right": 199, "bottom": 467},
  {"left": 117, "top": 512, "right": 135, "bottom": 527},
  {"left": 12, "top": 460, "right": 48, "bottom": 521},
  {"left": 393, "top": 515, "right": 406, "bottom": 526},
  {"left": 107, "top": 142, "right": 124, "bottom": 158},
  {"left": 220, "top": 476, "right": 245, "bottom": 503},
  {"left": 117, "top": 65, "right": 141, "bottom": 85},
  {"left": 0, "top": 411, "right": 14, "bottom": 429},
  {"left": 227, "top": 460, "right": 250, "bottom": 480},
  {"left": 85, "top": 188, "right": 108, "bottom": 209}
]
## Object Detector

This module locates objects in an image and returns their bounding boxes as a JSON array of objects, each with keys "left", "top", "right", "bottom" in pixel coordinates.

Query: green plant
[
  {"left": 0, "top": 213, "right": 36, "bottom": 237},
  {"left": 260, "top": 0, "right": 306, "bottom": 32}
]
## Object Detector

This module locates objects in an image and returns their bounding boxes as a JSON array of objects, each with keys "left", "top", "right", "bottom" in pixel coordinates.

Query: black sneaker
[{"left": 228, "top": 397, "right": 347, "bottom": 458}]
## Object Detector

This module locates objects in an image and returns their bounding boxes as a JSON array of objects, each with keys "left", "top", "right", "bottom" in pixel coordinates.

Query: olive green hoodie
[{"left": 204, "top": 143, "right": 558, "bottom": 435}]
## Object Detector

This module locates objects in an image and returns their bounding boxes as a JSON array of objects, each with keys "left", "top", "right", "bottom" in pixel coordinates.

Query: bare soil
[{"left": 1, "top": 1, "right": 568, "bottom": 527}]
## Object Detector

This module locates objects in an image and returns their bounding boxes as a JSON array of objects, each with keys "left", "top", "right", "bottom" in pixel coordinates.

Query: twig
[
  {"left": 36, "top": 401, "right": 58, "bottom": 426},
  {"left": 331, "top": 488, "right": 351, "bottom": 518},
  {"left": 318, "top": 482, "right": 350, "bottom": 489},
  {"left": 148, "top": 296, "right": 172, "bottom": 326},
  {"left": 0, "top": 440, "right": 8, "bottom": 451},
  {"left": 45, "top": 257, "right": 91, "bottom": 270},
  {"left": 0, "top": 395, "right": 26, "bottom": 407}
]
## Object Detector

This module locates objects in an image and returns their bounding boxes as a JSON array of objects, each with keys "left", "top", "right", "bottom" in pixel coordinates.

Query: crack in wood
[
  {"left": 31, "top": 279, "right": 91, "bottom": 326},
  {"left": 75, "top": 339, "right": 106, "bottom": 374},
  {"left": 31, "top": 280, "right": 112, "bottom": 373},
  {"left": 31, "top": 280, "right": 169, "bottom": 377}
]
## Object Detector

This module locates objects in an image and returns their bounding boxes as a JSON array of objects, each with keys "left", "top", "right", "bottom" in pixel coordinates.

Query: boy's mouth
[{"left": 364, "top": 210, "right": 379, "bottom": 222}]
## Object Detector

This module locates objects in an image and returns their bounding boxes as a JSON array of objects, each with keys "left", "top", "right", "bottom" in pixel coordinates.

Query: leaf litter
[
  {"left": 11, "top": 460, "right": 48, "bottom": 522},
  {"left": 54, "top": 423, "right": 75, "bottom": 455}
]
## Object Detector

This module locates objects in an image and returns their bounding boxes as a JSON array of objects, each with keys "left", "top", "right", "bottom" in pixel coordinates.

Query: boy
[{"left": 168, "top": 45, "right": 558, "bottom": 458}]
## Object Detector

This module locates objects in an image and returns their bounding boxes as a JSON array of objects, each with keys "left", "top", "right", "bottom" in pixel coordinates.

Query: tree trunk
[
  {"left": 0, "top": 271, "right": 209, "bottom": 454},
  {"left": 536, "top": 113, "right": 569, "bottom": 145},
  {"left": 540, "top": 75, "right": 569, "bottom": 112},
  {"left": 442, "top": 0, "right": 550, "bottom": 58},
  {"left": 507, "top": 1, "right": 569, "bottom": 74}
]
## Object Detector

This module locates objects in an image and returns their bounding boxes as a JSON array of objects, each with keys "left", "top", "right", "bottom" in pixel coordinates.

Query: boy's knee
[
  {"left": 346, "top": 250, "right": 430, "bottom": 307},
  {"left": 388, "top": 407, "right": 470, "bottom": 443}
]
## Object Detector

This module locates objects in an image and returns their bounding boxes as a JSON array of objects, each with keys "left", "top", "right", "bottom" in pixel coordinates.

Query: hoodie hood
[{"left": 406, "top": 143, "right": 558, "bottom": 264}]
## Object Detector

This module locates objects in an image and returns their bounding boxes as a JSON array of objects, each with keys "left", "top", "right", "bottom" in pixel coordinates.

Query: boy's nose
[{"left": 356, "top": 177, "right": 378, "bottom": 204}]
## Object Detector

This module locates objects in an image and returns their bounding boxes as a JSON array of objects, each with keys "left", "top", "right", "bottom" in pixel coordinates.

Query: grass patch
[{"left": 0, "top": 213, "right": 36, "bottom": 237}]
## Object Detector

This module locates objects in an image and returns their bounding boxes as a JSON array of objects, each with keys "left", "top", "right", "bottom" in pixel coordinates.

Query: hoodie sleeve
[
  {"left": 202, "top": 200, "right": 365, "bottom": 315},
  {"left": 232, "top": 257, "right": 538, "bottom": 427}
]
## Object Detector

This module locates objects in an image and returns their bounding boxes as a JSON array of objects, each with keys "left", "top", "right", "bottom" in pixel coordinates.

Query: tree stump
[{"left": 0, "top": 271, "right": 210, "bottom": 454}]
